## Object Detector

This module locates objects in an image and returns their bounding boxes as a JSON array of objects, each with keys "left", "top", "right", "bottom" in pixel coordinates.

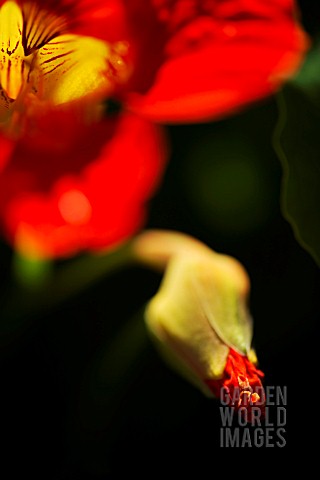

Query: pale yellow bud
[{"left": 133, "top": 230, "right": 255, "bottom": 396}]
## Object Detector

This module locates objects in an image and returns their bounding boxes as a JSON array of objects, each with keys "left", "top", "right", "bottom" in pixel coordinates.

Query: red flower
[
  {"left": 0, "top": 0, "right": 307, "bottom": 258},
  {"left": 0, "top": 0, "right": 167, "bottom": 258}
]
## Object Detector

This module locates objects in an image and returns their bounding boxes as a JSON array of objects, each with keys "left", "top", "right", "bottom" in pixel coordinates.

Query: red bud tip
[{"left": 206, "top": 348, "right": 265, "bottom": 423}]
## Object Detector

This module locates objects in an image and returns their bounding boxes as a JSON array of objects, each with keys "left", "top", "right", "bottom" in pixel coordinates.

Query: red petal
[
  {"left": 68, "top": 0, "right": 129, "bottom": 43},
  {"left": 11, "top": 0, "right": 129, "bottom": 43},
  {"left": 0, "top": 134, "right": 14, "bottom": 172},
  {"left": 127, "top": 0, "right": 308, "bottom": 122},
  {"left": 207, "top": 348, "right": 265, "bottom": 423},
  {"left": 0, "top": 110, "right": 167, "bottom": 258}
]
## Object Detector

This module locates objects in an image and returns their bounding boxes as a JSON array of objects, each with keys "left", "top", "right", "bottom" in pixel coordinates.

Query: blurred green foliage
[{"left": 275, "top": 40, "right": 320, "bottom": 267}]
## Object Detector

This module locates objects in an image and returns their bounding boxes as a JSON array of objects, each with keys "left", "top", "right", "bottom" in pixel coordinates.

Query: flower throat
[{"left": 0, "top": 1, "right": 129, "bottom": 124}]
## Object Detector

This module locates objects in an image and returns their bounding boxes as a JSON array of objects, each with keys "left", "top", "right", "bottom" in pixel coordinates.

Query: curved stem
[
  {"left": 1, "top": 228, "right": 245, "bottom": 344},
  {"left": 131, "top": 229, "right": 214, "bottom": 271}
]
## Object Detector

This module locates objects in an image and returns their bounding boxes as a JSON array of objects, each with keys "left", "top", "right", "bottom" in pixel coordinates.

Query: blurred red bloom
[
  {"left": 0, "top": 0, "right": 307, "bottom": 258},
  {"left": 128, "top": 0, "right": 308, "bottom": 122}
]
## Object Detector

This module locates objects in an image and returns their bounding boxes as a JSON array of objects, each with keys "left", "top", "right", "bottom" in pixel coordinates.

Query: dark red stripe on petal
[
  {"left": 22, "top": 2, "right": 69, "bottom": 54},
  {"left": 40, "top": 50, "right": 75, "bottom": 65}
]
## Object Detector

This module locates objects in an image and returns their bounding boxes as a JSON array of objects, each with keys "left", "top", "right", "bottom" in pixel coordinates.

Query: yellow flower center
[{"left": 0, "top": 1, "right": 129, "bottom": 123}]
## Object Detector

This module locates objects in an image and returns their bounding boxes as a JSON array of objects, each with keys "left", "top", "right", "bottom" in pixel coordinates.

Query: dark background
[{"left": 1, "top": 0, "right": 319, "bottom": 475}]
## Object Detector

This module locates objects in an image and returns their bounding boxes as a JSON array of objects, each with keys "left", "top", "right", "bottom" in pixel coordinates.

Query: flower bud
[{"left": 136, "top": 231, "right": 265, "bottom": 419}]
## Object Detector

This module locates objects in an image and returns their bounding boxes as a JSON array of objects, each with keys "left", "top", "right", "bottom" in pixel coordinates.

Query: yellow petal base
[{"left": 0, "top": 1, "right": 130, "bottom": 127}]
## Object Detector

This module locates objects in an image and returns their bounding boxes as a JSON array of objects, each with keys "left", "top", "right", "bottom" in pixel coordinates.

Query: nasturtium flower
[
  {"left": 135, "top": 230, "right": 265, "bottom": 419},
  {"left": 0, "top": 0, "right": 166, "bottom": 258},
  {"left": 0, "top": 0, "right": 307, "bottom": 258}
]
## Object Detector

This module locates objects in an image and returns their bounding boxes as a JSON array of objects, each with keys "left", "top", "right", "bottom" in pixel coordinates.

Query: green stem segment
[
  {"left": 0, "top": 230, "right": 210, "bottom": 338},
  {"left": 0, "top": 241, "right": 135, "bottom": 336}
]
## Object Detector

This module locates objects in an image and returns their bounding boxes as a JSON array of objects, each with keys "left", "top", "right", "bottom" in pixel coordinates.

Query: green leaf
[{"left": 274, "top": 44, "right": 320, "bottom": 267}]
